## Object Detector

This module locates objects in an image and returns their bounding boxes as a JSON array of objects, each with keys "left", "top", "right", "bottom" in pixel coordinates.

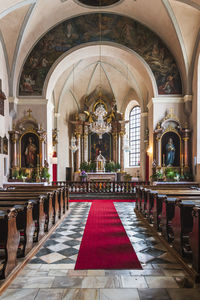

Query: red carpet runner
[{"left": 75, "top": 200, "right": 142, "bottom": 269}]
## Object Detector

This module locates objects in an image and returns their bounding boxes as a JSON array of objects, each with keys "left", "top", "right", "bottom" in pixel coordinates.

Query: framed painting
[
  {"left": 89, "top": 133, "right": 112, "bottom": 162},
  {"left": 0, "top": 136, "right": 2, "bottom": 154},
  {"left": 161, "top": 131, "right": 180, "bottom": 167},
  {"left": 3, "top": 135, "right": 8, "bottom": 155},
  {"left": 20, "top": 132, "right": 39, "bottom": 168}
]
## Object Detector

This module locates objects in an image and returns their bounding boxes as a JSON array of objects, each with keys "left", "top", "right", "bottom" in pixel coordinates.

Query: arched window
[{"left": 129, "top": 106, "right": 141, "bottom": 166}]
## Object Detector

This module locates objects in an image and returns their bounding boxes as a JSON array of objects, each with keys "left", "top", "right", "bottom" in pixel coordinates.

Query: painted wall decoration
[
  {"left": 19, "top": 13, "right": 182, "bottom": 96},
  {"left": 77, "top": 0, "right": 121, "bottom": 6}
]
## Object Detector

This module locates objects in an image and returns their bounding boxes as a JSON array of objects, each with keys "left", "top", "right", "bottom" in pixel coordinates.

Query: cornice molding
[
  {"left": 147, "top": 96, "right": 184, "bottom": 110},
  {"left": 9, "top": 98, "right": 48, "bottom": 105}
]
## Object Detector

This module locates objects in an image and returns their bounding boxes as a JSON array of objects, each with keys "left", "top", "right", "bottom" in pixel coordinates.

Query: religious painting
[
  {"left": 0, "top": 85, "right": 6, "bottom": 116},
  {"left": 19, "top": 13, "right": 182, "bottom": 96},
  {"left": 20, "top": 132, "right": 39, "bottom": 168},
  {"left": 161, "top": 131, "right": 180, "bottom": 167},
  {"left": 3, "top": 135, "right": 8, "bottom": 155},
  {"left": 89, "top": 133, "right": 112, "bottom": 162},
  {"left": 0, "top": 137, "right": 2, "bottom": 154}
]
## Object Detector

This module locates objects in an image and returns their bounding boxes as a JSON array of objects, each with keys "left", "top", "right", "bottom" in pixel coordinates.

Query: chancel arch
[{"left": 50, "top": 45, "right": 153, "bottom": 181}]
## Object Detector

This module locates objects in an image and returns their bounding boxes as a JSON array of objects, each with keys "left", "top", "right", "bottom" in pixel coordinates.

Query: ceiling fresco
[
  {"left": 19, "top": 13, "right": 182, "bottom": 96},
  {"left": 76, "top": 0, "right": 121, "bottom": 6}
]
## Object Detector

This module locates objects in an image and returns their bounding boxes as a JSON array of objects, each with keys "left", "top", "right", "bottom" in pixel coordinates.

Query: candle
[
  {"left": 163, "top": 154, "right": 165, "bottom": 165},
  {"left": 181, "top": 154, "right": 184, "bottom": 166}
]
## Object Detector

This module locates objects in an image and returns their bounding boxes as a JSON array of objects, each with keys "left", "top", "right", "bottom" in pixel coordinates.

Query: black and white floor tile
[
  {"left": 1, "top": 200, "right": 200, "bottom": 300},
  {"left": 30, "top": 202, "right": 91, "bottom": 265}
]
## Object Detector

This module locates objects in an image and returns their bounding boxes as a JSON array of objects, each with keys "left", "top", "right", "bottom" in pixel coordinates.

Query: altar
[{"left": 87, "top": 172, "right": 117, "bottom": 182}]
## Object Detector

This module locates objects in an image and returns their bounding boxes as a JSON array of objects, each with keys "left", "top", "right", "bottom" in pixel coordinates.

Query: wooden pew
[
  {"left": 0, "top": 201, "right": 35, "bottom": 257},
  {"left": 136, "top": 185, "right": 195, "bottom": 217},
  {"left": 0, "top": 191, "right": 54, "bottom": 232},
  {"left": 150, "top": 190, "right": 200, "bottom": 230},
  {"left": 0, "top": 208, "right": 20, "bottom": 279},
  {"left": 160, "top": 195, "right": 200, "bottom": 242},
  {"left": 6, "top": 186, "right": 63, "bottom": 221},
  {"left": 171, "top": 199, "right": 200, "bottom": 257},
  {"left": 190, "top": 206, "right": 200, "bottom": 274},
  {"left": 0, "top": 196, "right": 45, "bottom": 242}
]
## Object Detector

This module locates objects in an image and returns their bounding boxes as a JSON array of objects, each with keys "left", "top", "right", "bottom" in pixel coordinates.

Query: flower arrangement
[{"left": 80, "top": 170, "right": 87, "bottom": 177}]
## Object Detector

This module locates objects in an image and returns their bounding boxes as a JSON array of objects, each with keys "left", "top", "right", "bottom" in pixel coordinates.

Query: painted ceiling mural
[
  {"left": 77, "top": 0, "right": 121, "bottom": 6},
  {"left": 19, "top": 13, "right": 182, "bottom": 96}
]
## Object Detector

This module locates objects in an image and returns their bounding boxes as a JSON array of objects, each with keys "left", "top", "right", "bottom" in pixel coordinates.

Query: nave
[{"left": 1, "top": 200, "right": 200, "bottom": 300}]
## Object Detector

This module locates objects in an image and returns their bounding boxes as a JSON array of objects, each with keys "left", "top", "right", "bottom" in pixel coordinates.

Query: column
[
  {"left": 9, "top": 130, "right": 18, "bottom": 168},
  {"left": 120, "top": 133, "right": 124, "bottom": 171},
  {"left": 157, "top": 137, "right": 162, "bottom": 167},
  {"left": 76, "top": 134, "right": 81, "bottom": 171},
  {"left": 12, "top": 137, "right": 17, "bottom": 167},
  {"left": 83, "top": 125, "right": 88, "bottom": 162},
  {"left": 141, "top": 112, "right": 148, "bottom": 181},
  {"left": 183, "top": 137, "right": 189, "bottom": 167},
  {"left": 113, "top": 134, "right": 117, "bottom": 162}
]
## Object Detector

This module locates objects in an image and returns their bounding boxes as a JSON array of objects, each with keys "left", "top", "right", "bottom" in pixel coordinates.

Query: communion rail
[{"left": 52, "top": 181, "right": 148, "bottom": 194}]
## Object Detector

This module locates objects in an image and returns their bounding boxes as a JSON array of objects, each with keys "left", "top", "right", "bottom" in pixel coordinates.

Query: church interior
[{"left": 0, "top": 0, "right": 200, "bottom": 299}]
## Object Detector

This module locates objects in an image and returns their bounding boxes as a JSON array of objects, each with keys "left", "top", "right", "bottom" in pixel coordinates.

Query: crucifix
[{"left": 27, "top": 108, "right": 32, "bottom": 117}]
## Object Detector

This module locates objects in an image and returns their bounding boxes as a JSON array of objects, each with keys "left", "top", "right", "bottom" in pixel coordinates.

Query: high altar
[{"left": 70, "top": 92, "right": 127, "bottom": 181}]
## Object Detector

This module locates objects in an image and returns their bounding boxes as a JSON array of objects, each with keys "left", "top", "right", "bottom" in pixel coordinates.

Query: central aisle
[
  {"left": 1, "top": 202, "right": 199, "bottom": 300},
  {"left": 75, "top": 200, "right": 141, "bottom": 269}
]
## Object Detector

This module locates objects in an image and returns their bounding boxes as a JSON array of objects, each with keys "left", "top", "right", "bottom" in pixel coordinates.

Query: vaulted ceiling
[{"left": 0, "top": 0, "right": 199, "bottom": 110}]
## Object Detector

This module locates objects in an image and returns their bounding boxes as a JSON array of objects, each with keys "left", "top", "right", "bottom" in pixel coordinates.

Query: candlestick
[
  {"left": 181, "top": 154, "right": 184, "bottom": 166},
  {"left": 163, "top": 154, "right": 165, "bottom": 166}
]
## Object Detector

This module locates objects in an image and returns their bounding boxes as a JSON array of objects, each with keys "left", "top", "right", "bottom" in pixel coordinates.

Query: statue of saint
[
  {"left": 25, "top": 137, "right": 37, "bottom": 167},
  {"left": 166, "top": 138, "right": 175, "bottom": 166}
]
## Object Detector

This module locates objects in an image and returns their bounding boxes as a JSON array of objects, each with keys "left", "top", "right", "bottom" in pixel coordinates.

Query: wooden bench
[
  {"left": 6, "top": 186, "right": 65, "bottom": 221},
  {"left": 0, "top": 201, "right": 35, "bottom": 257},
  {"left": 136, "top": 185, "right": 196, "bottom": 217},
  {"left": 190, "top": 206, "right": 200, "bottom": 274},
  {"left": 7, "top": 185, "right": 69, "bottom": 212},
  {"left": 0, "top": 191, "right": 54, "bottom": 232},
  {"left": 150, "top": 190, "right": 200, "bottom": 230},
  {"left": 0, "top": 208, "right": 20, "bottom": 279},
  {"left": 171, "top": 199, "right": 200, "bottom": 256}
]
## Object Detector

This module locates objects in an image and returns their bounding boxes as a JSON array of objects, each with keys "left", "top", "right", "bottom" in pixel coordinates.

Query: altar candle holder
[{"left": 162, "top": 154, "right": 165, "bottom": 167}]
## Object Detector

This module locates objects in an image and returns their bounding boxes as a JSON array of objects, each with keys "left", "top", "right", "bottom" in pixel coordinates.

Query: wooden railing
[{"left": 52, "top": 181, "right": 149, "bottom": 194}]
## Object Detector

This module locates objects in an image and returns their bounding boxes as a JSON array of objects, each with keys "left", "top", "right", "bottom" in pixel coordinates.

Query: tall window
[{"left": 129, "top": 106, "right": 141, "bottom": 166}]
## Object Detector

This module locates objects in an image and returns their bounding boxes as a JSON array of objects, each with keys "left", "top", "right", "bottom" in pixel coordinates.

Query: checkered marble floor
[
  {"left": 114, "top": 203, "right": 178, "bottom": 265},
  {"left": 1, "top": 201, "right": 200, "bottom": 300},
  {"left": 30, "top": 202, "right": 91, "bottom": 265}
]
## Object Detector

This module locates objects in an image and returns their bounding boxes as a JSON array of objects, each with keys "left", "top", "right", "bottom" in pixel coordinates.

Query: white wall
[{"left": 0, "top": 41, "right": 10, "bottom": 187}]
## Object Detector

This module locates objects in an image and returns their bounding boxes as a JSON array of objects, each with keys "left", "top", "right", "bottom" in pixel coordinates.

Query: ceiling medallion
[{"left": 76, "top": 0, "right": 122, "bottom": 7}]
